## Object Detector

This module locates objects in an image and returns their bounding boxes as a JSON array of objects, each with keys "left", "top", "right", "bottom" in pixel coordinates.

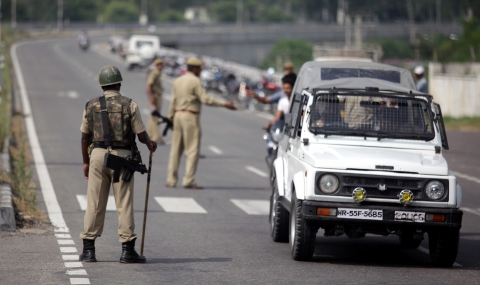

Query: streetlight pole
[
  {"left": 57, "top": 0, "right": 63, "bottom": 32},
  {"left": 139, "top": 0, "right": 148, "bottom": 26},
  {"left": 236, "top": 0, "right": 243, "bottom": 26},
  {"left": 11, "top": 0, "right": 16, "bottom": 29}
]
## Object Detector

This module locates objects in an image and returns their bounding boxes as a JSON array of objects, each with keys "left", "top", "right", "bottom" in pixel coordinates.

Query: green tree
[
  {"left": 157, "top": 9, "right": 186, "bottom": 23},
  {"left": 103, "top": 1, "right": 139, "bottom": 23},
  {"left": 210, "top": 1, "right": 237, "bottom": 23},
  {"left": 438, "top": 18, "right": 480, "bottom": 62},
  {"left": 65, "top": 0, "right": 99, "bottom": 22},
  {"left": 257, "top": 5, "right": 294, "bottom": 23},
  {"left": 261, "top": 39, "right": 313, "bottom": 73}
]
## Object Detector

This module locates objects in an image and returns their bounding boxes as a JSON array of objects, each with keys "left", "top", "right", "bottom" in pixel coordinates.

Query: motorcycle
[
  {"left": 264, "top": 119, "right": 285, "bottom": 171},
  {"left": 79, "top": 37, "right": 89, "bottom": 51}
]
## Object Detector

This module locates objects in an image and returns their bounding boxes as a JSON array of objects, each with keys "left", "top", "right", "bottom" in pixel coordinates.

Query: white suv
[{"left": 270, "top": 60, "right": 463, "bottom": 267}]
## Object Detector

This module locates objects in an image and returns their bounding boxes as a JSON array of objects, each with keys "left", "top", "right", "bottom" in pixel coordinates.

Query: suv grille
[{"left": 344, "top": 176, "right": 420, "bottom": 189}]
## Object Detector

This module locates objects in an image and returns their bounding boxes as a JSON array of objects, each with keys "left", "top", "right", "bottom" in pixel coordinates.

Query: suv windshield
[
  {"left": 321, "top": 68, "right": 401, "bottom": 83},
  {"left": 309, "top": 92, "right": 435, "bottom": 141}
]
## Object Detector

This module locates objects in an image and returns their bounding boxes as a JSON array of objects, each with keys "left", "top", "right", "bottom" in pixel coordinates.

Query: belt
[
  {"left": 177, "top": 109, "right": 198, "bottom": 115},
  {"left": 94, "top": 143, "right": 132, "bottom": 150}
]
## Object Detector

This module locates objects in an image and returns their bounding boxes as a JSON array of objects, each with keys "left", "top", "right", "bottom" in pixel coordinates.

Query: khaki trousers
[
  {"left": 147, "top": 95, "right": 165, "bottom": 143},
  {"left": 167, "top": 112, "right": 201, "bottom": 187},
  {"left": 80, "top": 148, "right": 136, "bottom": 243}
]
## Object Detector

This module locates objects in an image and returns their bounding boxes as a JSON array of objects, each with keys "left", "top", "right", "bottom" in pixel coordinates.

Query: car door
[{"left": 284, "top": 93, "right": 307, "bottom": 202}]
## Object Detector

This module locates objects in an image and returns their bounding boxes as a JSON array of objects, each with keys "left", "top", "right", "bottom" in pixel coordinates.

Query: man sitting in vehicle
[{"left": 264, "top": 76, "right": 296, "bottom": 130}]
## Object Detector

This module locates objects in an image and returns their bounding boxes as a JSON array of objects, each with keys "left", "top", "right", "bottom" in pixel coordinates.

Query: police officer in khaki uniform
[
  {"left": 166, "top": 58, "right": 236, "bottom": 189},
  {"left": 146, "top": 59, "right": 166, "bottom": 144},
  {"left": 80, "top": 65, "right": 157, "bottom": 263}
]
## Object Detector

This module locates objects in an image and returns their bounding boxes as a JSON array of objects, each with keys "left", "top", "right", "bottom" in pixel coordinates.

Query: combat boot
[
  {"left": 79, "top": 239, "right": 97, "bottom": 262},
  {"left": 119, "top": 238, "right": 146, "bottom": 263}
]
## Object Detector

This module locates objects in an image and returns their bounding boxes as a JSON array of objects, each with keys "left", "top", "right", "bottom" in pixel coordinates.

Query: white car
[
  {"left": 125, "top": 35, "right": 161, "bottom": 70},
  {"left": 270, "top": 60, "right": 463, "bottom": 267}
]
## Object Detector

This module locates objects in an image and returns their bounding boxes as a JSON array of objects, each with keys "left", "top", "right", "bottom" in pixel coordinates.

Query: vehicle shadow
[
  {"left": 145, "top": 257, "right": 232, "bottom": 264},
  {"left": 306, "top": 234, "right": 479, "bottom": 270}
]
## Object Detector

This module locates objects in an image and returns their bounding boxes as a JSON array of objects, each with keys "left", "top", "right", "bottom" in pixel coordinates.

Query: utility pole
[
  {"left": 236, "top": 0, "right": 243, "bottom": 26},
  {"left": 139, "top": 0, "right": 148, "bottom": 26},
  {"left": 11, "top": 0, "right": 16, "bottom": 29},
  {"left": 57, "top": 0, "right": 63, "bottom": 32},
  {"left": 436, "top": 0, "right": 441, "bottom": 26}
]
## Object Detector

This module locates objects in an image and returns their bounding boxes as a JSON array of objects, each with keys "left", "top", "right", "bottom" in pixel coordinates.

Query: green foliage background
[
  {"left": 2, "top": 0, "right": 480, "bottom": 24},
  {"left": 260, "top": 39, "right": 313, "bottom": 73}
]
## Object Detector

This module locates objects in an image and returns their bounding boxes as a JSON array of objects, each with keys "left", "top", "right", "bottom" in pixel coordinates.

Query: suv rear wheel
[
  {"left": 428, "top": 229, "right": 460, "bottom": 267},
  {"left": 269, "top": 175, "right": 289, "bottom": 243},
  {"left": 289, "top": 194, "right": 316, "bottom": 261}
]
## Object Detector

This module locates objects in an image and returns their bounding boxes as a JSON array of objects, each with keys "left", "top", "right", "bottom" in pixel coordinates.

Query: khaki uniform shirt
[
  {"left": 147, "top": 69, "right": 163, "bottom": 96},
  {"left": 80, "top": 90, "right": 146, "bottom": 134},
  {"left": 338, "top": 95, "right": 382, "bottom": 129},
  {"left": 168, "top": 72, "right": 225, "bottom": 119}
]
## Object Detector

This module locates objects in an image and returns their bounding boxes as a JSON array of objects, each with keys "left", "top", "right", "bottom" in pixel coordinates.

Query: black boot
[
  {"left": 119, "top": 238, "right": 146, "bottom": 263},
  {"left": 79, "top": 239, "right": 97, "bottom": 262}
]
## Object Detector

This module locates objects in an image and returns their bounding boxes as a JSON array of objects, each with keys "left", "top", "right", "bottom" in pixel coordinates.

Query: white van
[{"left": 125, "top": 35, "right": 161, "bottom": 70}]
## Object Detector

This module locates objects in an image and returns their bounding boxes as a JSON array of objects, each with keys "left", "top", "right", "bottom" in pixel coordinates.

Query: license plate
[
  {"left": 337, "top": 208, "right": 383, "bottom": 220},
  {"left": 394, "top": 211, "right": 425, "bottom": 223}
]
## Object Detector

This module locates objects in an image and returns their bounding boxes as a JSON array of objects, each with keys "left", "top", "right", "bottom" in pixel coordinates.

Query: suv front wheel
[
  {"left": 428, "top": 229, "right": 460, "bottom": 267},
  {"left": 269, "top": 175, "right": 289, "bottom": 243},
  {"left": 289, "top": 194, "right": 317, "bottom": 261}
]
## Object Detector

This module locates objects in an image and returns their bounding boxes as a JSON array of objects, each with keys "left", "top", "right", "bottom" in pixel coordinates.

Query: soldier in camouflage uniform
[
  {"left": 146, "top": 58, "right": 166, "bottom": 144},
  {"left": 79, "top": 65, "right": 157, "bottom": 263}
]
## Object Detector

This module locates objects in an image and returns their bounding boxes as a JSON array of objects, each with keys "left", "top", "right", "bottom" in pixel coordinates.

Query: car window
[
  {"left": 309, "top": 93, "right": 435, "bottom": 141},
  {"left": 321, "top": 68, "right": 401, "bottom": 83},
  {"left": 136, "top": 41, "right": 154, "bottom": 48}
]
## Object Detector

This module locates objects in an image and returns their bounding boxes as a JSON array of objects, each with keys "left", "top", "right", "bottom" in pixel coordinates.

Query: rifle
[
  {"left": 103, "top": 152, "right": 148, "bottom": 183},
  {"left": 151, "top": 110, "right": 173, "bottom": 136}
]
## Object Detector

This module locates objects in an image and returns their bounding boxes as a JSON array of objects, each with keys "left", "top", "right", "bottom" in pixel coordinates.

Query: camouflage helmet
[{"left": 99, "top": 65, "right": 123, "bottom": 86}]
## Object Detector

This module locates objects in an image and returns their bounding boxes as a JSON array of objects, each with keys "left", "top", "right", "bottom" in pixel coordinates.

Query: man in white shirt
[
  {"left": 414, "top": 66, "right": 428, "bottom": 93},
  {"left": 264, "top": 76, "right": 295, "bottom": 129}
]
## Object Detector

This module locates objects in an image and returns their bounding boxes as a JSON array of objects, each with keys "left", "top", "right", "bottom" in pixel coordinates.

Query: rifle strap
[{"left": 99, "top": 96, "right": 111, "bottom": 147}]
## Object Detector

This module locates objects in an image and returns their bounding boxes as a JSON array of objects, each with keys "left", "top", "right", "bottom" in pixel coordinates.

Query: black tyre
[
  {"left": 428, "top": 229, "right": 460, "bottom": 267},
  {"left": 399, "top": 233, "right": 423, "bottom": 249},
  {"left": 289, "top": 195, "right": 317, "bottom": 261},
  {"left": 269, "top": 175, "right": 289, "bottom": 243}
]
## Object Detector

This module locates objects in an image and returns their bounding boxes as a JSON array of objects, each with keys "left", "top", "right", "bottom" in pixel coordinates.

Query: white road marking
[
  {"left": 58, "top": 240, "right": 75, "bottom": 245},
  {"left": 70, "top": 278, "right": 91, "bottom": 285},
  {"left": 56, "top": 234, "right": 72, "bottom": 239},
  {"left": 231, "top": 199, "right": 269, "bottom": 215},
  {"left": 451, "top": 171, "right": 480, "bottom": 185},
  {"left": 76, "top": 194, "right": 116, "bottom": 211},
  {"left": 65, "top": 262, "right": 83, "bottom": 268},
  {"left": 417, "top": 246, "right": 462, "bottom": 267},
  {"left": 67, "top": 269, "right": 88, "bottom": 275},
  {"left": 245, "top": 166, "right": 268, "bottom": 178},
  {"left": 462, "top": 207, "right": 480, "bottom": 216},
  {"left": 208, "top": 145, "right": 223, "bottom": 155},
  {"left": 63, "top": 255, "right": 80, "bottom": 261},
  {"left": 67, "top": 90, "right": 79, "bottom": 99},
  {"left": 12, "top": 42, "right": 69, "bottom": 233},
  {"left": 60, "top": 247, "right": 78, "bottom": 253},
  {"left": 154, "top": 197, "right": 207, "bottom": 213}
]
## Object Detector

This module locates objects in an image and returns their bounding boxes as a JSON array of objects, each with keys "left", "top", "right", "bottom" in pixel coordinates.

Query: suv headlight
[
  {"left": 318, "top": 174, "right": 339, "bottom": 194},
  {"left": 424, "top": 180, "right": 445, "bottom": 200}
]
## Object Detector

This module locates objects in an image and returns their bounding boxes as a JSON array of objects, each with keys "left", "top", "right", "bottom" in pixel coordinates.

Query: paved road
[{"left": 5, "top": 37, "right": 480, "bottom": 284}]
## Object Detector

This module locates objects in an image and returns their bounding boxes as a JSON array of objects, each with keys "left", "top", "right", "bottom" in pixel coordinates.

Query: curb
[{"left": 0, "top": 138, "right": 16, "bottom": 231}]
